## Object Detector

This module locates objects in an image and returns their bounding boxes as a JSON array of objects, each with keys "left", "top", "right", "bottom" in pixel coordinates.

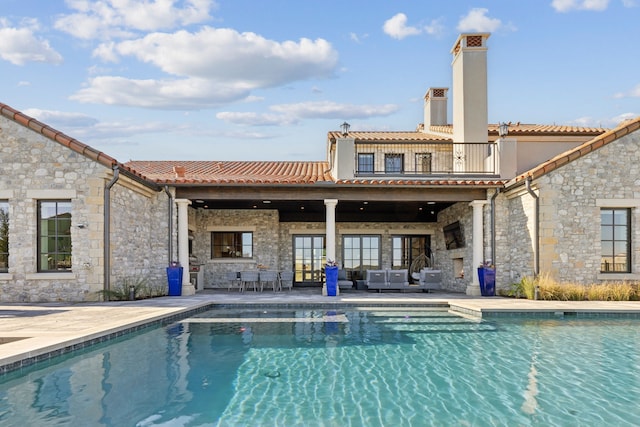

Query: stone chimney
[
  {"left": 423, "top": 87, "right": 448, "bottom": 130},
  {"left": 451, "top": 33, "right": 490, "bottom": 143}
]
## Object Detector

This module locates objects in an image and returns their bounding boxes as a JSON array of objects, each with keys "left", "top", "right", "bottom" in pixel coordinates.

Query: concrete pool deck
[{"left": 1, "top": 288, "right": 640, "bottom": 373}]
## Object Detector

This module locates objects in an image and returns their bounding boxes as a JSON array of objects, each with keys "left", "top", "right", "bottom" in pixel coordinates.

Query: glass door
[{"left": 293, "top": 236, "right": 325, "bottom": 286}]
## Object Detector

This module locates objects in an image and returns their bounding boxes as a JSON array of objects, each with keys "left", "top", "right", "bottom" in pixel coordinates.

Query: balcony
[{"left": 353, "top": 142, "right": 498, "bottom": 177}]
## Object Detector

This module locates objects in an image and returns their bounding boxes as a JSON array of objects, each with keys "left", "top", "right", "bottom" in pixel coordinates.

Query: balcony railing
[{"left": 354, "top": 142, "right": 498, "bottom": 176}]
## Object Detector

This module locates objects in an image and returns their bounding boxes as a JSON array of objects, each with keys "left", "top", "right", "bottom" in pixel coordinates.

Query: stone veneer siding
[
  {"left": 0, "top": 116, "right": 168, "bottom": 302},
  {"left": 505, "top": 130, "right": 640, "bottom": 285},
  {"left": 189, "top": 206, "right": 475, "bottom": 291}
]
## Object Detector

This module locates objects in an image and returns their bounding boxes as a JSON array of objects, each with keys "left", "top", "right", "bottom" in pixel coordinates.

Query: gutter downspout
[
  {"left": 490, "top": 188, "right": 501, "bottom": 265},
  {"left": 164, "top": 186, "right": 173, "bottom": 263},
  {"left": 104, "top": 165, "right": 120, "bottom": 300},
  {"left": 525, "top": 176, "right": 540, "bottom": 277}
]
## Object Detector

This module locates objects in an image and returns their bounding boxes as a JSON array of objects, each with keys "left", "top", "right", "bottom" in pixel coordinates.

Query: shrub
[{"left": 514, "top": 274, "right": 639, "bottom": 301}]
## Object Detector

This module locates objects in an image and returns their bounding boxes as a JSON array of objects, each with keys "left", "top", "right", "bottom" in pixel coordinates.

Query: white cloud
[
  {"left": 569, "top": 113, "right": 637, "bottom": 127},
  {"left": 216, "top": 101, "right": 400, "bottom": 127},
  {"left": 22, "top": 109, "right": 99, "bottom": 127},
  {"left": 270, "top": 101, "right": 399, "bottom": 119},
  {"left": 77, "top": 27, "right": 338, "bottom": 108},
  {"left": 216, "top": 112, "right": 298, "bottom": 126},
  {"left": 424, "top": 18, "right": 446, "bottom": 36},
  {"left": 383, "top": 13, "right": 421, "bottom": 39},
  {"left": 551, "top": 0, "right": 610, "bottom": 12},
  {"left": 0, "top": 24, "right": 63, "bottom": 65},
  {"left": 613, "top": 83, "right": 640, "bottom": 98},
  {"left": 457, "top": 8, "right": 503, "bottom": 33},
  {"left": 54, "top": 0, "right": 215, "bottom": 40}
]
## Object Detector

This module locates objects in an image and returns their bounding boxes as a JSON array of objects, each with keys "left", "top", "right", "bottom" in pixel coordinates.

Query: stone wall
[
  {"left": 0, "top": 116, "right": 167, "bottom": 302},
  {"left": 505, "top": 130, "right": 640, "bottom": 285}
]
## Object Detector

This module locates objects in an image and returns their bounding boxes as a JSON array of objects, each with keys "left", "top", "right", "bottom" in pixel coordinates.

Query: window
[
  {"left": 342, "top": 235, "right": 380, "bottom": 281},
  {"left": 212, "top": 232, "right": 253, "bottom": 259},
  {"left": 601, "top": 208, "right": 630, "bottom": 273},
  {"left": 385, "top": 154, "right": 404, "bottom": 173},
  {"left": 38, "top": 201, "right": 72, "bottom": 272},
  {"left": 392, "top": 235, "right": 432, "bottom": 269},
  {"left": 357, "top": 153, "right": 374, "bottom": 174},
  {"left": 415, "top": 153, "right": 432, "bottom": 173},
  {"left": 0, "top": 201, "right": 8, "bottom": 273}
]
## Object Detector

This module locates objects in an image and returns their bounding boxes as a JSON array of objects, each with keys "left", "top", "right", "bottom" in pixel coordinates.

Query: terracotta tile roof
[
  {"left": 507, "top": 116, "right": 640, "bottom": 187},
  {"left": 0, "top": 102, "right": 155, "bottom": 187},
  {"left": 327, "top": 131, "right": 452, "bottom": 142},
  {"left": 329, "top": 123, "right": 607, "bottom": 142},
  {"left": 124, "top": 160, "right": 333, "bottom": 184},
  {"left": 334, "top": 178, "right": 507, "bottom": 187},
  {"left": 487, "top": 122, "right": 608, "bottom": 136}
]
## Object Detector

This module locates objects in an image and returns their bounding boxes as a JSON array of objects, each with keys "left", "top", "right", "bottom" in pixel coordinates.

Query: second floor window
[
  {"left": 357, "top": 153, "right": 374, "bottom": 173},
  {"left": 415, "top": 153, "right": 432, "bottom": 173},
  {"left": 212, "top": 232, "right": 253, "bottom": 259},
  {"left": 0, "top": 201, "right": 8, "bottom": 273},
  {"left": 385, "top": 154, "right": 404, "bottom": 173},
  {"left": 38, "top": 201, "right": 72, "bottom": 272}
]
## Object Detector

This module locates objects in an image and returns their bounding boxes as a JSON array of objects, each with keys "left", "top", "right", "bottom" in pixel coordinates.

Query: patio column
[
  {"left": 176, "top": 198, "right": 195, "bottom": 295},
  {"left": 324, "top": 199, "right": 338, "bottom": 296},
  {"left": 467, "top": 200, "right": 487, "bottom": 296}
]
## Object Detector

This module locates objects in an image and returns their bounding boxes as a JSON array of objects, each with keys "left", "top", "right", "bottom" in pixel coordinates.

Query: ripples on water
[{"left": 1, "top": 308, "right": 639, "bottom": 426}]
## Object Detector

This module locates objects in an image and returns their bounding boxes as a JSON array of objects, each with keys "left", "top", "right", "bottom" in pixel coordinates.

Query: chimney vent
[
  {"left": 423, "top": 87, "right": 448, "bottom": 131},
  {"left": 173, "top": 165, "right": 186, "bottom": 178}
]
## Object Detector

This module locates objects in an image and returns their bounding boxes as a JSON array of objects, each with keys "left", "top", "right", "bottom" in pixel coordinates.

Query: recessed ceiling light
[
  {"left": 427, "top": 201, "right": 436, "bottom": 205},
  {"left": 363, "top": 201, "right": 369, "bottom": 205},
  {"left": 300, "top": 206, "right": 305, "bottom": 210},
  {"left": 195, "top": 200, "right": 204, "bottom": 203},
  {"left": 262, "top": 200, "right": 271, "bottom": 204}
]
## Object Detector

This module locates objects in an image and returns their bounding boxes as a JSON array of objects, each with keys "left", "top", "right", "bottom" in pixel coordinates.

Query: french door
[{"left": 293, "top": 236, "right": 325, "bottom": 286}]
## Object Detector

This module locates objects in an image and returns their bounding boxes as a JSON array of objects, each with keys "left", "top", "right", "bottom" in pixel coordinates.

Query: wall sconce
[
  {"left": 76, "top": 222, "right": 88, "bottom": 229},
  {"left": 340, "top": 121, "right": 350, "bottom": 136}
]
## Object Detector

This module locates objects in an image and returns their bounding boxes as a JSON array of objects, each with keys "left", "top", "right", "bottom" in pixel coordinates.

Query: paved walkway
[{"left": 1, "top": 289, "right": 640, "bottom": 373}]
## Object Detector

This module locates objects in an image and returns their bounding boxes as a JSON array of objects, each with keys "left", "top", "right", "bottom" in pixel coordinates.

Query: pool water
[{"left": 1, "top": 307, "right": 640, "bottom": 426}]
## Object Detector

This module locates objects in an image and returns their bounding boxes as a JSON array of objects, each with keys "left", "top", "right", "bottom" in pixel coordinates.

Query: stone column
[
  {"left": 467, "top": 200, "right": 487, "bottom": 296},
  {"left": 176, "top": 199, "right": 195, "bottom": 295},
  {"left": 324, "top": 199, "right": 338, "bottom": 296}
]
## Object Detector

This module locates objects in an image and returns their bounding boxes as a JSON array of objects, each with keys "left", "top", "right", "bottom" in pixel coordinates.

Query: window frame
[
  {"left": 384, "top": 153, "right": 404, "bottom": 173},
  {"left": 211, "top": 231, "right": 254, "bottom": 259},
  {"left": 415, "top": 153, "right": 432, "bottom": 173},
  {"left": 0, "top": 201, "right": 8, "bottom": 273},
  {"left": 600, "top": 208, "right": 631, "bottom": 273},
  {"left": 37, "top": 200, "right": 72, "bottom": 273},
  {"left": 357, "top": 153, "right": 374, "bottom": 174},
  {"left": 342, "top": 234, "right": 381, "bottom": 281}
]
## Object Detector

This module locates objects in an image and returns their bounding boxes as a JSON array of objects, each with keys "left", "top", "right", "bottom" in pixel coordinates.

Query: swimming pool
[{"left": 0, "top": 306, "right": 639, "bottom": 426}]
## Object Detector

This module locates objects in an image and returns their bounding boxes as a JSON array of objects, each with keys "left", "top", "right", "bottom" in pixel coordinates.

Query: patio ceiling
[{"left": 189, "top": 199, "right": 454, "bottom": 222}]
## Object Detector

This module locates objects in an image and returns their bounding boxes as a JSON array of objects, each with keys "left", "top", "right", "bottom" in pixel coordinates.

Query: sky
[{"left": 1, "top": 0, "right": 638, "bottom": 163}]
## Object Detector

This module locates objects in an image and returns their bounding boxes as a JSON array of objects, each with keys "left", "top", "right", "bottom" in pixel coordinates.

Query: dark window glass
[
  {"left": 212, "top": 232, "right": 253, "bottom": 259},
  {"left": 357, "top": 153, "right": 374, "bottom": 173},
  {"left": 385, "top": 154, "right": 404, "bottom": 173},
  {"left": 415, "top": 153, "right": 432, "bottom": 173},
  {"left": 0, "top": 201, "right": 8, "bottom": 272},
  {"left": 601, "top": 208, "right": 630, "bottom": 273},
  {"left": 38, "top": 201, "right": 72, "bottom": 272}
]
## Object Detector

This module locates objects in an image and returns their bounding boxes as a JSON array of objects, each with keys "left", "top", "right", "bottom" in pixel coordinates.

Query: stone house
[{"left": 0, "top": 32, "right": 639, "bottom": 302}]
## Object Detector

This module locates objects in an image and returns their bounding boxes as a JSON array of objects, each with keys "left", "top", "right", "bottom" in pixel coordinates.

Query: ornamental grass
[{"left": 504, "top": 272, "right": 640, "bottom": 301}]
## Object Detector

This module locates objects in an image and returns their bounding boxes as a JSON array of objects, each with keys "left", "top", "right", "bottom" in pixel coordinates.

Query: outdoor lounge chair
[
  {"left": 337, "top": 269, "right": 353, "bottom": 290},
  {"left": 387, "top": 269, "right": 409, "bottom": 290},
  {"left": 366, "top": 270, "right": 388, "bottom": 292},
  {"left": 418, "top": 269, "right": 442, "bottom": 292}
]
